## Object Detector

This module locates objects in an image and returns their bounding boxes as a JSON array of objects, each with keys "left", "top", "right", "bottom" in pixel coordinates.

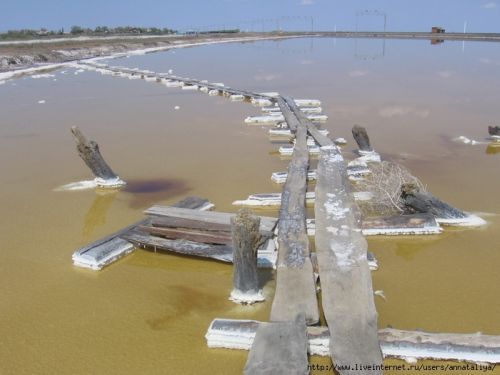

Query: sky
[{"left": 0, "top": 0, "right": 499, "bottom": 33}]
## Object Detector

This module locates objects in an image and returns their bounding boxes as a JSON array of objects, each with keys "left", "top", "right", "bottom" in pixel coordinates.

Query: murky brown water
[{"left": 1, "top": 38, "right": 499, "bottom": 374}]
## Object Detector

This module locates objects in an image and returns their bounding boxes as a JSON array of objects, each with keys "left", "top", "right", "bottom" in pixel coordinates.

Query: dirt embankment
[{"left": 0, "top": 33, "right": 284, "bottom": 72}]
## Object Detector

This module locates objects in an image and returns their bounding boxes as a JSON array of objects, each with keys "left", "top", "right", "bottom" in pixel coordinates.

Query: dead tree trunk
[
  {"left": 352, "top": 125, "right": 373, "bottom": 152},
  {"left": 401, "top": 183, "right": 467, "bottom": 220},
  {"left": 71, "top": 126, "right": 125, "bottom": 187},
  {"left": 230, "top": 209, "right": 264, "bottom": 304},
  {"left": 488, "top": 126, "right": 500, "bottom": 136}
]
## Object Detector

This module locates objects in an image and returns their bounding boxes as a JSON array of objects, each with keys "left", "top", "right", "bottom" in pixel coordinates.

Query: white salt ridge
[
  {"left": 54, "top": 180, "right": 98, "bottom": 191},
  {"left": 32, "top": 73, "right": 56, "bottom": 79},
  {"left": 55, "top": 177, "right": 125, "bottom": 191},
  {"left": 437, "top": 214, "right": 487, "bottom": 227},
  {"left": 229, "top": 289, "right": 265, "bottom": 304},
  {"left": 454, "top": 136, "right": 487, "bottom": 145}
]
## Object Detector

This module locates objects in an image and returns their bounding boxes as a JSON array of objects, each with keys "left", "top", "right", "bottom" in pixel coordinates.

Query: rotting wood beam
[
  {"left": 206, "top": 319, "right": 500, "bottom": 364},
  {"left": 315, "top": 143, "right": 383, "bottom": 374},
  {"left": 270, "top": 97, "right": 319, "bottom": 325},
  {"left": 283, "top": 96, "right": 333, "bottom": 147}
]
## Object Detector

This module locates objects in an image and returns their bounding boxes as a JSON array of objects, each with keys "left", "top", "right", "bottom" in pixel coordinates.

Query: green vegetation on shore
[{"left": 0, "top": 26, "right": 177, "bottom": 41}]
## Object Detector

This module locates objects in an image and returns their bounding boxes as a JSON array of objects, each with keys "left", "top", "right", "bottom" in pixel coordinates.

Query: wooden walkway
[{"left": 69, "top": 62, "right": 498, "bottom": 373}]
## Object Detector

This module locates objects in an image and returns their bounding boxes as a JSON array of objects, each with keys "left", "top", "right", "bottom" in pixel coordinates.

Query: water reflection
[
  {"left": 124, "top": 178, "right": 191, "bottom": 208},
  {"left": 486, "top": 142, "right": 500, "bottom": 155},
  {"left": 83, "top": 190, "right": 118, "bottom": 240}
]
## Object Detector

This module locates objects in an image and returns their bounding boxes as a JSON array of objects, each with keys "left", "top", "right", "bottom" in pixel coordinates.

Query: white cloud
[
  {"left": 482, "top": 2, "right": 497, "bottom": 8},
  {"left": 300, "top": 59, "right": 314, "bottom": 65},
  {"left": 379, "top": 105, "right": 430, "bottom": 118},
  {"left": 437, "top": 70, "right": 453, "bottom": 78},
  {"left": 479, "top": 57, "right": 493, "bottom": 64},
  {"left": 300, "top": 0, "right": 315, "bottom": 5},
  {"left": 348, "top": 70, "right": 368, "bottom": 77}
]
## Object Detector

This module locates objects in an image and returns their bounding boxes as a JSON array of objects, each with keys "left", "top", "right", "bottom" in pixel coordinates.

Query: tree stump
[
  {"left": 352, "top": 125, "right": 373, "bottom": 152},
  {"left": 71, "top": 126, "right": 125, "bottom": 188},
  {"left": 229, "top": 209, "right": 264, "bottom": 304},
  {"left": 488, "top": 126, "right": 500, "bottom": 137}
]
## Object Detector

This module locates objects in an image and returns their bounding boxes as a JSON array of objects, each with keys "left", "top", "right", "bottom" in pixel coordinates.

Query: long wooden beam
[
  {"left": 206, "top": 319, "right": 500, "bottom": 364},
  {"left": 270, "top": 97, "right": 319, "bottom": 325},
  {"left": 315, "top": 144, "right": 383, "bottom": 374},
  {"left": 283, "top": 96, "right": 333, "bottom": 147}
]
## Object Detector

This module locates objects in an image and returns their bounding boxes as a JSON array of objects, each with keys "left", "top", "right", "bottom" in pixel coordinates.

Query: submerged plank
[
  {"left": 206, "top": 319, "right": 500, "bottom": 364},
  {"left": 137, "top": 225, "right": 232, "bottom": 245},
  {"left": 315, "top": 144, "right": 383, "bottom": 374}
]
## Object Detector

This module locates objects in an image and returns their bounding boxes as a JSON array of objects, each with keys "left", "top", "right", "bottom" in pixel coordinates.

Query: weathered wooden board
[
  {"left": 206, "top": 319, "right": 500, "bottom": 364},
  {"left": 137, "top": 225, "right": 232, "bottom": 245},
  {"left": 276, "top": 97, "right": 301, "bottom": 133},
  {"left": 72, "top": 196, "right": 212, "bottom": 270},
  {"left": 145, "top": 206, "right": 277, "bottom": 236},
  {"left": 121, "top": 230, "right": 234, "bottom": 262},
  {"left": 283, "top": 96, "right": 333, "bottom": 147},
  {"left": 120, "top": 230, "right": 277, "bottom": 268},
  {"left": 244, "top": 315, "right": 309, "bottom": 375},
  {"left": 315, "top": 144, "right": 383, "bottom": 374},
  {"left": 270, "top": 97, "right": 319, "bottom": 325},
  {"left": 361, "top": 213, "right": 442, "bottom": 235}
]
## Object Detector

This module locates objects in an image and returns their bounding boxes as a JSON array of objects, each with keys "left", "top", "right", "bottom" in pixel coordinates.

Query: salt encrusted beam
[
  {"left": 206, "top": 319, "right": 500, "bottom": 364},
  {"left": 314, "top": 143, "right": 383, "bottom": 374}
]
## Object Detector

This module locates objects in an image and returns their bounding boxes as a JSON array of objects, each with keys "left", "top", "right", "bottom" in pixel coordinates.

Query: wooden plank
[
  {"left": 137, "top": 225, "right": 232, "bottom": 245},
  {"left": 244, "top": 315, "right": 309, "bottom": 375},
  {"left": 121, "top": 230, "right": 234, "bottom": 263},
  {"left": 120, "top": 230, "right": 277, "bottom": 268},
  {"left": 276, "top": 97, "right": 301, "bottom": 133},
  {"left": 151, "top": 216, "right": 231, "bottom": 233},
  {"left": 270, "top": 97, "right": 319, "bottom": 325},
  {"left": 144, "top": 206, "right": 277, "bottom": 235},
  {"left": 361, "top": 213, "right": 442, "bottom": 235},
  {"left": 283, "top": 96, "right": 333, "bottom": 147},
  {"left": 72, "top": 196, "right": 212, "bottom": 270},
  {"left": 315, "top": 144, "right": 383, "bottom": 374},
  {"left": 206, "top": 319, "right": 500, "bottom": 364}
]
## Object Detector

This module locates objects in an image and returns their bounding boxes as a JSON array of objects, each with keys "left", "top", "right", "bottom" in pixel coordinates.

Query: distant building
[{"left": 431, "top": 27, "right": 445, "bottom": 33}]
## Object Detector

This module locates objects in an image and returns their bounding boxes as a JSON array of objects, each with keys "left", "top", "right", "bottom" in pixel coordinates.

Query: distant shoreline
[{"left": 1, "top": 31, "right": 499, "bottom": 73}]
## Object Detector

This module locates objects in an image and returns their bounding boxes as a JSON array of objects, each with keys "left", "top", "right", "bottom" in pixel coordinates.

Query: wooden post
[
  {"left": 488, "top": 126, "right": 500, "bottom": 137},
  {"left": 229, "top": 208, "right": 265, "bottom": 304},
  {"left": 352, "top": 125, "right": 373, "bottom": 152},
  {"left": 70, "top": 126, "right": 125, "bottom": 188}
]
